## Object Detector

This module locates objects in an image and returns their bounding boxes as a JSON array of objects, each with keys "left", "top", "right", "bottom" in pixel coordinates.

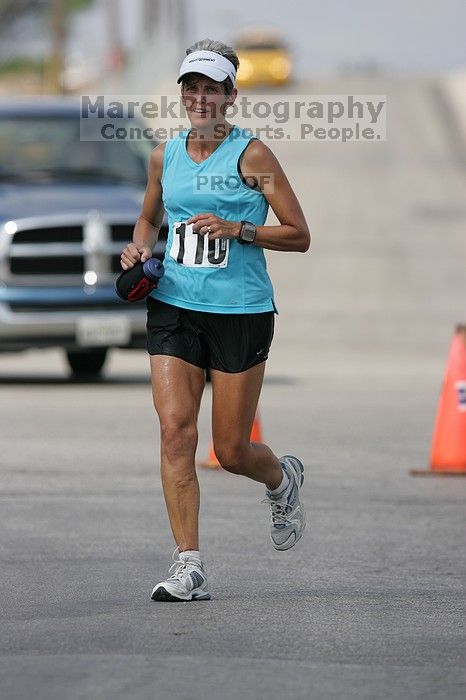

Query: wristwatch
[{"left": 238, "top": 220, "right": 257, "bottom": 245}]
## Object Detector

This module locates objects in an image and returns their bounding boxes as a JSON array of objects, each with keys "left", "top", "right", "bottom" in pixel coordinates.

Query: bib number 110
[{"left": 169, "top": 222, "right": 229, "bottom": 268}]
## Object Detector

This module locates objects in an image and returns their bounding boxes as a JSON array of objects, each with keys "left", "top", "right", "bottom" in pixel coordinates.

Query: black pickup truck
[{"left": 0, "top": 99, "right": 166, "bottom": 376}]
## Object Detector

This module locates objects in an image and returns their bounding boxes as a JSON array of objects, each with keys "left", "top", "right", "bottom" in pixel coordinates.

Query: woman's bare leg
[
  {"left": 210, "top": 361, "right": 283, "bottom": 489},
  {"left": 150, "top": 355, "right": 205, "bottom": 551}
]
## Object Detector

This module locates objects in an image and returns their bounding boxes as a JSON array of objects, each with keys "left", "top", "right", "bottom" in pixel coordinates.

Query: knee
[
  {"left": 159, "top": 414, "right": 198, "bottom": 459},
  {"left": 213, "top": 440, "right": 248, "bottom": 475}
]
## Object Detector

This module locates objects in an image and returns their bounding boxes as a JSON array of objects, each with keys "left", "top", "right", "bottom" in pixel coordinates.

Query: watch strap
[{"left": 238, "top": 220, "right": 257, "bottom": 245}]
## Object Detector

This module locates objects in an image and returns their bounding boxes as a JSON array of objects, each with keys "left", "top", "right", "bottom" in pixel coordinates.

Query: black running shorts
[{"left": 146, "top": 297, "right": 275, "bottom": 373}]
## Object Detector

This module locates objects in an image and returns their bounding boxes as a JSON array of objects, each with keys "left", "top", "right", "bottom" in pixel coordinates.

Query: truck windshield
[{"left": 0, "top": 115, "right": 153, "bottom": 185}]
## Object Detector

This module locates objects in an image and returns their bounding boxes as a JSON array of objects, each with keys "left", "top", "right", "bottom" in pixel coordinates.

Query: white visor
[{"left": 178, "top": 50, "right": 236, "bottom": 86}]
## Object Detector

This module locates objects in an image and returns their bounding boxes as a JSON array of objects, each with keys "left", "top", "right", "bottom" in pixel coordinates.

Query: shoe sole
[{"left": 151, "top": 586, "right": 211, "bottom": 602}]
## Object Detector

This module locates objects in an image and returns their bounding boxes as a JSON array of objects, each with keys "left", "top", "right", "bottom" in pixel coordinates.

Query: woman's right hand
[{"left": 120, "top": 243, "right": 153, "bottom": 271}]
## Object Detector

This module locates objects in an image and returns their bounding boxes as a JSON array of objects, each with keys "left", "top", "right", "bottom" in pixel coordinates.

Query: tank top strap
[{"left": 163, "top": 126, "right": 254, "bottom": 172}]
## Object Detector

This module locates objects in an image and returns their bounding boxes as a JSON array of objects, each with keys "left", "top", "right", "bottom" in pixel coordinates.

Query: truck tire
[{"left": 66, "top": 348, "right": 108, "bottom": 377}]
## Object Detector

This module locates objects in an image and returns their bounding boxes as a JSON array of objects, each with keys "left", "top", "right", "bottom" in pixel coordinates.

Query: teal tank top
[{"left": 149, "top": 125, "right": 276, "bottom": 314}]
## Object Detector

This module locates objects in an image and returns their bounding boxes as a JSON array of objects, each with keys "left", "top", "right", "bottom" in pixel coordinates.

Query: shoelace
[
  {"left": 261, "top": 495, "right": 294, "bottom": 526},
  {"left": 166, "top": 547, "right": 204, "bottom": 582},
  {"left": 167, "top": 547, "right": 188, "bottom": 582}
]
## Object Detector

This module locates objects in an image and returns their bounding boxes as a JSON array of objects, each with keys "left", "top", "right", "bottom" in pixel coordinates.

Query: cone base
[
  {"left": 197, "top": 461, "right": 221, "bottom": 470},
  {"left": 197, "top": 412, "right": 263, "bottom": 471},
  {"left": 410, "top": 468, "right": 466, "bottom": 477}
]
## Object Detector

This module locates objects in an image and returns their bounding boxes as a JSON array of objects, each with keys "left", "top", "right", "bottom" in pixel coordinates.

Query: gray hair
[{"left": 184, "top": 38, "right": 239, "bottom": 94}]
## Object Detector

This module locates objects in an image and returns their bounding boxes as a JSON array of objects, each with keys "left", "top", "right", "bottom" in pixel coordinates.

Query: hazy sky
[
  {"left": 183, "top": 0, "right": 466, "bottom": 75},
  {"left": 70, "top": 0, "right": 466, "bottom": 80}
]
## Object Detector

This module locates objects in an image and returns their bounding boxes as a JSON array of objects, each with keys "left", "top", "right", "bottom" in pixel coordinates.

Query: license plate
[{"left": 76, "top": 316, "right": 131, "bottom": 347}]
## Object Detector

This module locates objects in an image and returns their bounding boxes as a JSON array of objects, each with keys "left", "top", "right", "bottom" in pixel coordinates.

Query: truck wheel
[{"left": 66, "top": 348, "right": 108, "bottom": 377}]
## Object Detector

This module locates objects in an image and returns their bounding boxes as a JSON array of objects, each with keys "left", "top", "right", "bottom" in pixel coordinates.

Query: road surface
[{"left": 1, "top": 74, "right": 465, "bottom": 700}]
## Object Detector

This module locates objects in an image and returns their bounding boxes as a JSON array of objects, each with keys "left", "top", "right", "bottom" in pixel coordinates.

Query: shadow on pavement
[
  {"left": 0, "top": 373, "right": 295, "bottom": 386},
  {"left": 0, "top": 374, "right": 151, "bottom": 385}
]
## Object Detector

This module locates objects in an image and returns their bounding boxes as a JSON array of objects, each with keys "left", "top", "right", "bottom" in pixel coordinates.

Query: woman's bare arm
[
  {"left": 120, "top": 143, "right": 165, "bottom": 270},
  {"left": 240, "top": 139, "right": 311, "bottom": 253}
]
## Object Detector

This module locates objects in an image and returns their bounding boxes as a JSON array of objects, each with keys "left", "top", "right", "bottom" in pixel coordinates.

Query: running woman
[{"left": 120, "top": 38, "right": 311, "bottom": 602}]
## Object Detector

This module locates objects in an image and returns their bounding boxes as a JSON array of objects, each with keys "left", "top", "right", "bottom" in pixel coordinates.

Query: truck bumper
[{"left": 0, "top": 286, "right": 148, "bottom": 351}]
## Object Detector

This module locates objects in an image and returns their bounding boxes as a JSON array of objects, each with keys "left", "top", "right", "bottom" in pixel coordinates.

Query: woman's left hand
[{"left": 187, "top": 213, "right": 241, "bottom": 241}]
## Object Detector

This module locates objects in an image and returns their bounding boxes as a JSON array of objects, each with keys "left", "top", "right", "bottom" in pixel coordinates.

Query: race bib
[{"left": 169, "top": 222, "right": 229, "bottom": 268}]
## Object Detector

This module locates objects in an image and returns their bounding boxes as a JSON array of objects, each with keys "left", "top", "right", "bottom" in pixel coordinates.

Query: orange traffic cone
[
  {"left": 198, "top": 410, "right": 264, "bottom": 469},
  {"left": 199, "top": 441, "right": 221, "bottom": 470},
  {"left": 250, "top": 409, "right": 263, "bottom": 443},
  {"left": 411, "top": 325, "right": 466, "bottom": 476}
]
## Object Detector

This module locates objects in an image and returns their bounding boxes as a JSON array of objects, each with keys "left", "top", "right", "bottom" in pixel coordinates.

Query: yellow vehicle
[{"left": 235, "top": 31, "right": 292, "bottom": 88}]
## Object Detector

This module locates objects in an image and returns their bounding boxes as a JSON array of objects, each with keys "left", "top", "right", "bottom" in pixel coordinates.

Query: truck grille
[
  {"left": 5, "top": 216, "right": 133, "bottom": 282},
  {"left": 110, "top": 224, "right": 134, "bottom": 242},
  {"left": 4, "top": 216, "right": 167, "bottom": 282},
  {"left": 10, "top": 255, "right": 85, "bottom": 275},
  {"left": 111, "top": 255, "right": 124, "bottom": 274},
  {"left": 13, "top": 226, "right": 83, "bottom": 244}
]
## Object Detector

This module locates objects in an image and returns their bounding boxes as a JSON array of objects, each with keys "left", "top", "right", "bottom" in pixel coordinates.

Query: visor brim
[{"left": 177, "top": 66, "right": 230, "bottom": 84}]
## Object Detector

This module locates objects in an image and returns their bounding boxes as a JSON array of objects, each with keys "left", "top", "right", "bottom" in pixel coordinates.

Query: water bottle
[
  {"left": 142, "top": 257, "right": 164, "bottom": 282},
  {"left": 115, "top": 257, "right": 164, "bottom": 301}
]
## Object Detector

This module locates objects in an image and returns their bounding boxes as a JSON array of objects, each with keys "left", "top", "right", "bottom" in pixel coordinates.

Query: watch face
[{"left": 242, "top": 222, "right": 256, "bottom": 242}]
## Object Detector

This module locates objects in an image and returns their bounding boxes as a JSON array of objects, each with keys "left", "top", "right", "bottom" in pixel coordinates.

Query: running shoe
[
  {"left": 262, "top": 455, "right": 306, "bottom": 550},
  {"left": 151, "top": 547, "right": 211, "bottom": 602}
]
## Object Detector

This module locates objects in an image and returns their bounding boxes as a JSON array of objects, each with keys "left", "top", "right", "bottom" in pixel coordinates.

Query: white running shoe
[
  {"left": 262, "top": 455, "right": 306, "bottom": 551},
  {"left": 151, "top": 547, "right": 211, "bottom": 602}
]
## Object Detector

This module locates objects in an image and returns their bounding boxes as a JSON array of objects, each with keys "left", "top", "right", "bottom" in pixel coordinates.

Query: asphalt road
[{"left": 1, "top": 75, "right": 465, "bottom": 700}]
